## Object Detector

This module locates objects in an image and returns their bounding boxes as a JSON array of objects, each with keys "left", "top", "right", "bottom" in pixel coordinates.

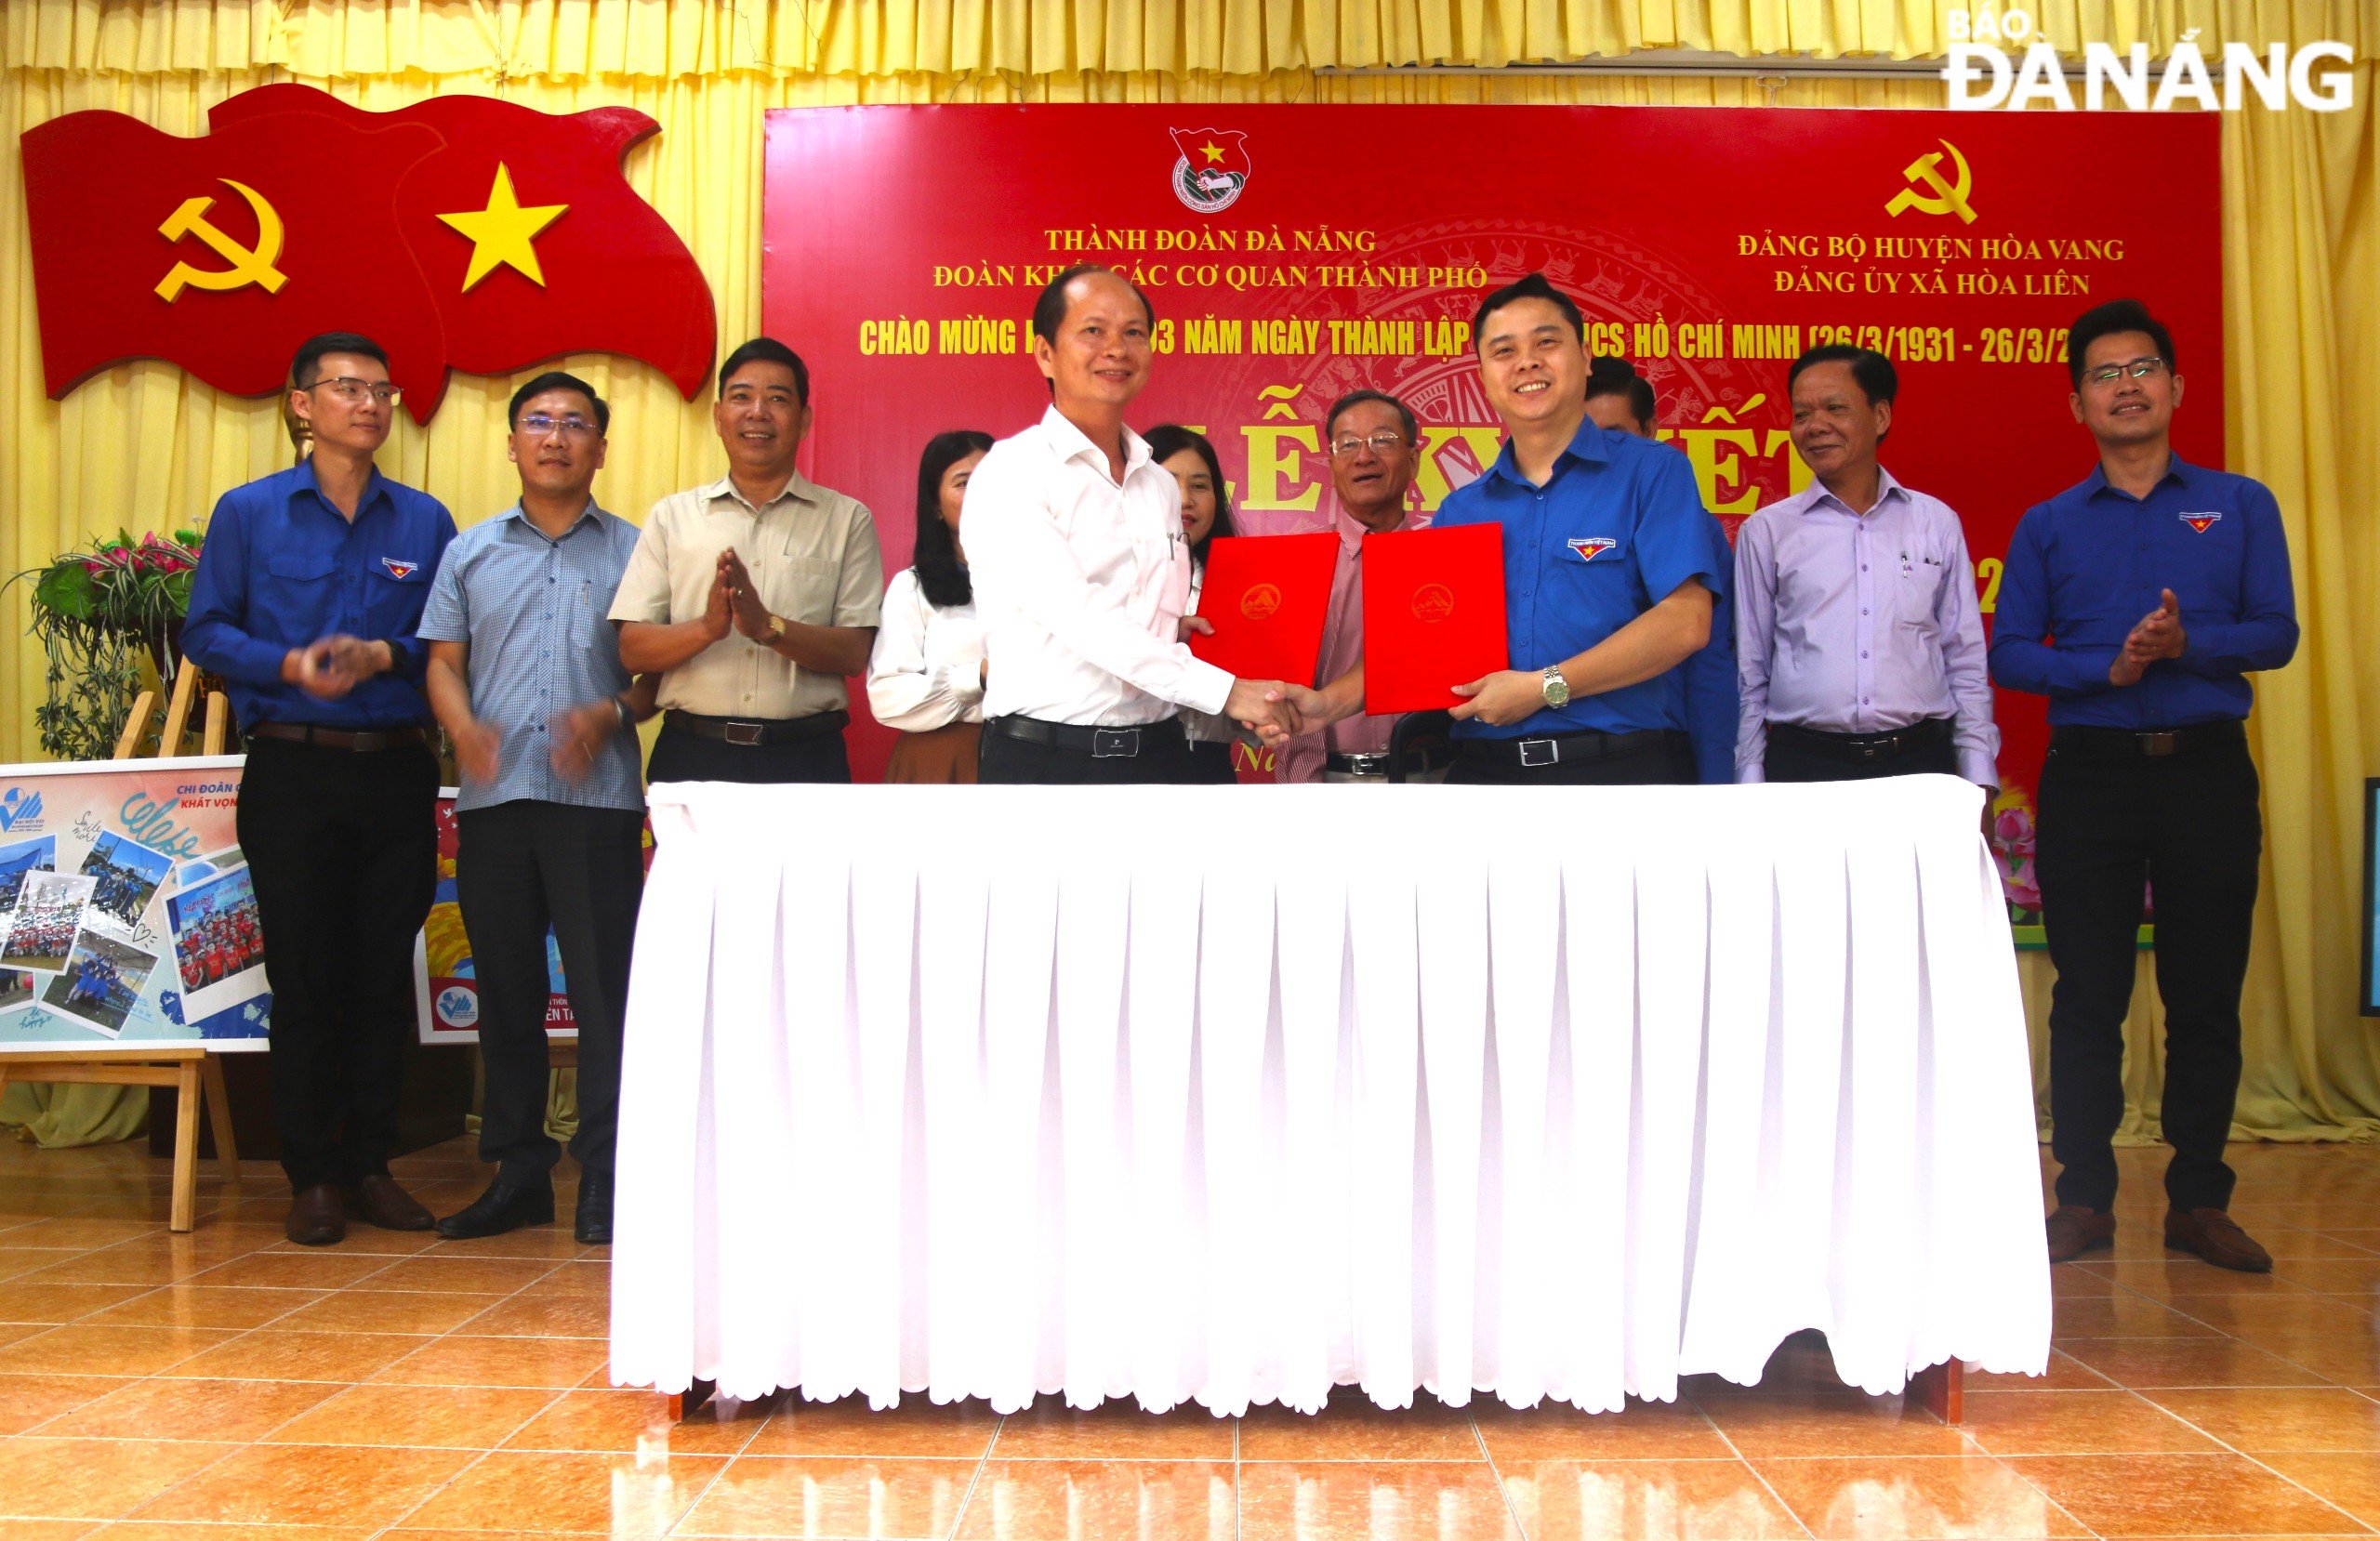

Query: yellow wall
[{"left": 2, "top": 0, "right": 2373, "bottom": 1140}]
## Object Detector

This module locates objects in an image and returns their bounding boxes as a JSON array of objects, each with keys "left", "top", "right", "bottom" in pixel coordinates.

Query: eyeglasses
[
  {"left": 2084, "top": 357, "right": 2167, "bottom": 386},
  {"left": 518, "top": 415, "right": 599, "bottom": 439},
  {"left": 1329, "top": 430, "right": 1408, "bottom": 458},
  {"left": 307, "top": 377, "right": 403, "bottom": 405}
]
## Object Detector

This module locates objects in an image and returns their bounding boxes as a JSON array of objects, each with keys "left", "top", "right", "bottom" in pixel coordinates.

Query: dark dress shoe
[
  {"left": 346, "top": 1174, "right": 436, "bottom": 1231},
  {"left": 286, "top": 1182, "right": 347, "bottom": 1246},
  {"left": 2045, "top": 1205, "right": 2116, "bottom": 1263},
  {"left": 2166, "top": 1206, "right": 2273, "bottom": 1272},
  {"left": 436, "top": 1179, "right": 555, "bottom": 1240},
  {"left": 575, "top": 1172, "right": 614, "bottom": 1246}
]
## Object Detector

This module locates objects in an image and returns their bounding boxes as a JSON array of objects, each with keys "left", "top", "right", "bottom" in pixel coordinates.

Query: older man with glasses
[
  {"left": 1263, "top": 389, "right": 1440, "bottom": 784},
  {"left": 183, "top": 330, "right": 458, "bottom": 1246},
  {"left": 1991, "top": 297, "right": 2299, "bottom": 1274},
  {"left": 418, "top": 371, "right": 655, "bottom": 1245}
]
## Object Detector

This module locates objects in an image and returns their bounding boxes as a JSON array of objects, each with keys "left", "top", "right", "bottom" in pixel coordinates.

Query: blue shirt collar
[
  {"left": 291, "top": 454, "right": 392, "bottom": 519},
  {"left": 2082, "top": 452, "right": 2195, "bottom": 502},
  {"left": 1484, "top": 413, "right": 1611, "bottom": 491},
  {"left": 496, "top": 499, "right": 608, "bottom": 539}
]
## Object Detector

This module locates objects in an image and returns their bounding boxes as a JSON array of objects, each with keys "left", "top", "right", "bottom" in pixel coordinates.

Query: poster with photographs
[{"left": 0, "top": 759, "right": 432, "bottom": 1054}]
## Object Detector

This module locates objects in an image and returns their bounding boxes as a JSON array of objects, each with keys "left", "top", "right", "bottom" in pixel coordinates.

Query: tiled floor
[{"left": 0, "top": 1137, "right": 2373, "bottom": 1539}]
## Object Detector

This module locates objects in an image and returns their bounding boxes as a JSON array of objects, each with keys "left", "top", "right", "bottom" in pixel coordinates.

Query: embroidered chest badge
[
  {"left": 1567, "top": 536, "right": 1619, "bottom": 562},
  {"left": 380, "top": 558, "right": 421, "bottom": 579},
  {"left": 2179, "top": 513, "right": 2222, "bottom": 533}
]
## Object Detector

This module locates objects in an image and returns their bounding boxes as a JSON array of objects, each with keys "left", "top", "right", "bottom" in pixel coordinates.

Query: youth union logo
[
  {"left": 1167, "top": 126, "right": 1251, "bottom": 214},
  {"left": 0, "top": 789, "right": 44, "bottom": 832},
  {"left": 1239, "top": 583, "right": 1282, "bottom": 621},
  {"left": 1412, "top": 583, "right": 1456, "bottom": 623},
  {"left": 435, "top": 984, "right": 480, "bottom": 1029}
]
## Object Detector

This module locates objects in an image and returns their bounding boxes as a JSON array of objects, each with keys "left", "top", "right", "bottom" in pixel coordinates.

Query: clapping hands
[{"left": 2109, "top": 589, "right": 2186, "bottom": 686}]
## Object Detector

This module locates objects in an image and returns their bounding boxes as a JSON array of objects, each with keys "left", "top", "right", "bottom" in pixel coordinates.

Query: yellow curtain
[{"left": 1, "top": 0, "right": 2373, "bottom": 1150}]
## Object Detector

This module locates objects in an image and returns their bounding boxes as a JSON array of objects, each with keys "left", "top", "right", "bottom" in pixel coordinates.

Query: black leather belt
[
  {"left": 664, "top": 709, "right": 848, "bottom": 746},
  {"left": 2052, "top": 720, "right": 2245, "bottom": 759},
  {"left": 1327, "top": 748, "right": 1450, "bottom": 778},
  {"left": 1457, "top": 728, "right": 1686, "bottom": 770},
  {"left": 248, "top": 723, "right": 427, "bottom": 752},
  {"left": 987, "top": 714, "right": 1183, "bottom": 759},
  {"left": 1769, "top": 716, "right": 1952, "bottom": 763}
]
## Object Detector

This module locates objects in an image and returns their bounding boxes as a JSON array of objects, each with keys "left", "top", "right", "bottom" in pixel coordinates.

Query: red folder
[
  {"left": 1186, "top": 533, "right": 1341, "bottom": 683},
  {"left": 1361, "top": 523, "right": 1510, "bottom": 715}
]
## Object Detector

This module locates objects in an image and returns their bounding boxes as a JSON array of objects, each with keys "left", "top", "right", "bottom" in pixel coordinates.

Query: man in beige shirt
[{"left": 610, "top": 337, "right": 883, "bottom": 783}]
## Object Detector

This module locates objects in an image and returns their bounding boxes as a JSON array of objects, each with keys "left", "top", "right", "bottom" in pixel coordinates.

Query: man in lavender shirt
[
  {"left": 1268, "top": 389, "right": 1440, "bottom": 784},
  {"left": 1734, "top": 346, "right": 1999, "bottom": 786}
]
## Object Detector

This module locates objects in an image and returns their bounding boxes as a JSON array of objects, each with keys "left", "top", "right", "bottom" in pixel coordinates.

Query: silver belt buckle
[
  {"left": 1091, "top": 728, "right": 1141, "bottom": 759},
  {"left": 1343, "top": 753, "right": 1390, "bottom": 777},
  {"left": 723, "top": 720, "right": 765, "bottom": 746},
  {"left": 1517, "top": 738, "right": 1559, "bottom": 769},
  {"left": 2139, "top": 731, "right": 2178, "bottom": 757}
]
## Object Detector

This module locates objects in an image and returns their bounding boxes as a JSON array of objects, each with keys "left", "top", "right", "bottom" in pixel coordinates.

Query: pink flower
[{"left": 1993, "top": 808, "right": 2033, "bottom": 845}]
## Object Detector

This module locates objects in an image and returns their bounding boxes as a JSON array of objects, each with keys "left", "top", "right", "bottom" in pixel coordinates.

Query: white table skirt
[{"left": 610, "top": 775, "right": 2048, "bottom": 1415}]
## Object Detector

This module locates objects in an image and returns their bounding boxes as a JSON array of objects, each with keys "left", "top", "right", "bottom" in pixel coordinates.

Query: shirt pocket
[
  {"left": 265, "top": 549, "right": 337, "bottom": 641},
  {"left": 762, "top": 555, "right": 842, "bottom": 627}
]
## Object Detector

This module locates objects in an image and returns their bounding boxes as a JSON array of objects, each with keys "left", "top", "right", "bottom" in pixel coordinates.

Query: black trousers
[
  {"left": 1183, "top": 738, "right": 1240, "bottom": 784},
  {"left": 2037, "top": 734, "right": 2262, "bottom": 1212},
  {"left": 978, "top": 718, "right": 1210, "bottom": 785},
  {"left": 1446, "top": 735, "right": 1696, "bottom": 787},
  {"left": 645, "top": 720, "right": 851, "bottom": 785},
  {"left": 455, "top": 802, "right": 643, "bottom": 1184},
  {"left": 236, "top": 736, "right": 439, "bottom": 1191},
  {"left": 1764, "top": 726, "right": 1960, "bottom": 783}
]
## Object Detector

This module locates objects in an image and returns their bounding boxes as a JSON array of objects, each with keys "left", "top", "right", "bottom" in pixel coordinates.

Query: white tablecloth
[{"left": 611, "top": 775, "right": 2048, "bottom": 1414}]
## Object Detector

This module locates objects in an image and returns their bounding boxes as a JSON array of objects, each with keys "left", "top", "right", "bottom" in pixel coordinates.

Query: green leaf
[{"left": 33, "top": 562, "right": 96, "bottom": 621}]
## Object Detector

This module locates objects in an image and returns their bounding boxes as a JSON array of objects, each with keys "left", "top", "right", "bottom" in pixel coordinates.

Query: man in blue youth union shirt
[
  {"left": 182, "top": 331, "right": 456, "bottom": 1249},
  {"left": 1431, "top": 273, "right": 1718, "bottom": 785},
  {"left": 1990, "top": 297, "right": 2298, "bottom": 1274},
  {"left": 418, "top": 371, "right": 655, "bottom": 1248}
]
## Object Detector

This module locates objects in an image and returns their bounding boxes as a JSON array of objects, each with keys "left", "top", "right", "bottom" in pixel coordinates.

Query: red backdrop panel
[{"left": 761, "top": 103, "right": 2222, "bottom": 830}]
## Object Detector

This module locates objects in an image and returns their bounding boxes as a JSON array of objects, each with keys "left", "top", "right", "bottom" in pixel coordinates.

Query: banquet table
[{"left": 610, "top": 775, "right": 2049, "bottom": 1416}]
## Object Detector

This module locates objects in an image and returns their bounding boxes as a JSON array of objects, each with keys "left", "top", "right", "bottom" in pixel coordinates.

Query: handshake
[
  {"left": 1222, "top": 679, "right": 1331, "bottom": 745},
  {"left": 2108, "top": 587, "right": 2187, "bottom": 687}
]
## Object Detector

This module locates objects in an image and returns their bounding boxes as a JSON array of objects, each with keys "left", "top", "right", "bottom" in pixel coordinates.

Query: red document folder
[
  {"left": 1186, "top": 532, "right": 1341, "bottom": 683},
  {"left": 1361, "top": 523, "right": 1510, "bottom": 715}
]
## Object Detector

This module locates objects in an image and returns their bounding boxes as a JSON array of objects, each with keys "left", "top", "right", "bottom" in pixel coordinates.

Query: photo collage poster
[{"left": 0, "top": 758, "right": 268, "bottom": 1049}]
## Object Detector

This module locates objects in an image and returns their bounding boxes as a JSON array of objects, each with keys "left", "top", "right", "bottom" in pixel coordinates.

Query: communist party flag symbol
[{"left": 20, "top": 84, "right": 716, "bottom": 422}]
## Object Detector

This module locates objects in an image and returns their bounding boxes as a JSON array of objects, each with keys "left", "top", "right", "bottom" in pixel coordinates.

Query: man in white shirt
[
  {"left": 609, "top": 337, "right": 882, "bottom": 784},
  {"left": 962, "top": 266, "right": 1300, "bottom": 784}
]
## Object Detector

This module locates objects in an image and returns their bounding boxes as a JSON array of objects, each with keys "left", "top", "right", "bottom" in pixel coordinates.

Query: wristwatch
[
  {"left": 1540, "top": 665, "right": 1570, "bottom": 708},
  {"left": 762, "top": 614, "right": 787, "bottom": 644}
]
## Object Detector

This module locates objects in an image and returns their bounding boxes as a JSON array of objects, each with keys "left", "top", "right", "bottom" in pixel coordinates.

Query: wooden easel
[
  {"left": 0, "top": 1047, "right": 237, "bottom": 1231},
  {"left": 15, "top": 663, "right": 245, "bottom": 1231}
]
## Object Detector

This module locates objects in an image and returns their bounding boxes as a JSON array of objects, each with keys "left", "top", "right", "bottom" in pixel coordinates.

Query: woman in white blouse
[
  {"left": 1145, "top": 425, "right": 1244, "bottom": 784},
  {"left": 866, "top": 430, "right": 993, "bottom": 783}
]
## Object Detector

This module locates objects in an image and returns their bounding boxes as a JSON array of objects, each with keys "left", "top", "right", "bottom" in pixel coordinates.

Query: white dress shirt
[
  {"left": 866, "top": 567, "right": 985, "bottom": 731},
  {"left": 961, "top": 406, "right": 1234, "bottom": 726}
]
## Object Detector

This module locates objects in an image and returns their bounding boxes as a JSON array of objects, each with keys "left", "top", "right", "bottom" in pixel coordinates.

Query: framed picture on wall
[{"left": 2363, "top": 779, "right": 2380, "bottom": 1016}]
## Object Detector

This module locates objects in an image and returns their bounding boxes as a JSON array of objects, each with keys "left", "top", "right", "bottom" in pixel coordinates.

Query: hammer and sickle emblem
[
  {"left": 1884, "top": 138, "right": 1977, "bottom": 224},
  {"left": 154, "top": 178, "right": 288, "bottom": 302}
]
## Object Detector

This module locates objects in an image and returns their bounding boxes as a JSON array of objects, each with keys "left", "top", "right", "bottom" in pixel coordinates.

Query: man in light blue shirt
[{"left": 418, "top": 371, "right": 654, "bottom": 1245}]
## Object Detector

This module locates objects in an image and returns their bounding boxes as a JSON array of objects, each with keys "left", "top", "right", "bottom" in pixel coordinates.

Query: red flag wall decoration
[{"left": 21, "top": 85, "right": 716, "bottom": 423}]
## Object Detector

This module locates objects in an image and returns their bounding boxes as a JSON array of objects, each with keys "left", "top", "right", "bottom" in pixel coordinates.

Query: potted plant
[{"left": 7, "top": 531, "right": 204, "bottom": 762}]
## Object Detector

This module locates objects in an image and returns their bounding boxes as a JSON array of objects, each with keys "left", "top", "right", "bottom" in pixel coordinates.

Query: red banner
[
  {"left": 762, "top": 104, "right": 2222, "bottom": 908},
  {"left": 23, "top": 85, "right": 715, "bottom": 420}
]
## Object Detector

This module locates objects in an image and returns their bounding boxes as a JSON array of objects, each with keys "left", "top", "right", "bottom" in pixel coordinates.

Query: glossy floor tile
[{"left": 2, "top": 1134, "right": 2377, "bottom": 1538}]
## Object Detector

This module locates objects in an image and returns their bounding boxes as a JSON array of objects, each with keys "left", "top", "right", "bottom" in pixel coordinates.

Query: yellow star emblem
[
  {"left": 436, "top": 164, "right": 568, "bottom": 291},
  {"left": 1199, "top": 141, "right": 1225, "bottom": 164}
]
